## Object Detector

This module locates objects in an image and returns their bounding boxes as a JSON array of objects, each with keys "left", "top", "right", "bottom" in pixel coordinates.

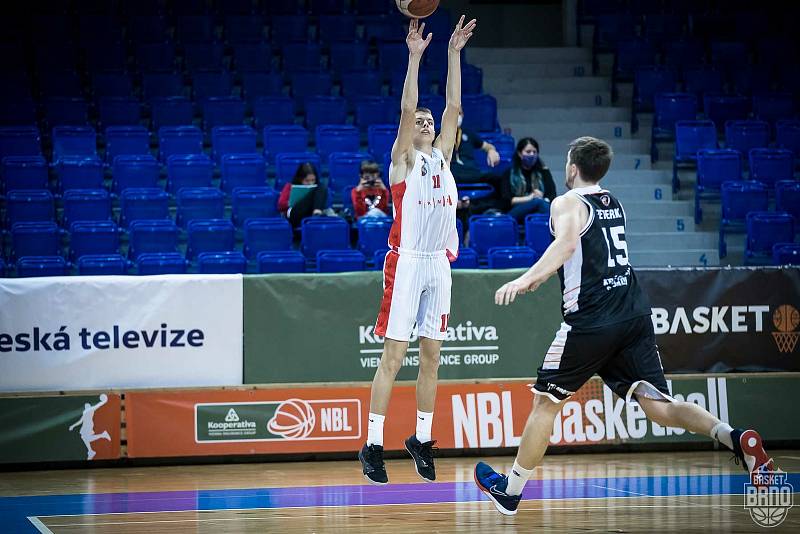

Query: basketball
[
  {"left": 772, "top": 305, "right": 800, "bottom": 332},
  {"left": 99, "top": 394, "right": 108, "bottom": 403},
  {"left": 396, "top": 0, "right": 440, "bottom": 19}
]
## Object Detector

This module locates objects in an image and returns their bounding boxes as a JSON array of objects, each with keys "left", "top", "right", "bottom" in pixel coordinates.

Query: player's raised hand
[
  {"left": 406, "top": 19, "right": 432, "bottom": 56},
  {"left": 449, "top": 15, "right": 477, "bottom": 52}
]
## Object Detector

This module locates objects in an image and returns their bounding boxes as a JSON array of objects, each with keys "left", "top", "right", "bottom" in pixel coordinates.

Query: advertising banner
[
  {"left": 0, "top": 274, "right": 244, "bottom": 391},
  {"left": 243, "top": 271, "right": 563, "bottom": 383},
  {"left": 638, "top": 268, "right": 800, "bottom": 372},
  {"left": 124, "top": 374, "right": 800, "bottom": 458},
  {"left": 0, "top": 393, "right": 121, "bottom": 463}
]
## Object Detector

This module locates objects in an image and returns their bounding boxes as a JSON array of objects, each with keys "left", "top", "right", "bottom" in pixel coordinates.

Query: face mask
[
  {"left": 457, "top": 115, "right": 463, "bottom": 127},
  {"left": 521, "top": 154, "right": 538, "bottom": 168}
]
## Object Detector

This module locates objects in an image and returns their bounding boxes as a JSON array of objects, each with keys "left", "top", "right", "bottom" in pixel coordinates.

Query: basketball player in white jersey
[{"left": 359, "top": 15, "right": 477, "bottom": 485}]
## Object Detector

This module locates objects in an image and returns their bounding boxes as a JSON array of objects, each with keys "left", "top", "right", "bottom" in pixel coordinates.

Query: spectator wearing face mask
[
  {"left": 450, "top": 109, "right": 501, "bottom": 183},
  {"left": 500, "top": 137, "right": 556, "bottom": 223},
  {"left": 352, "top": 160, "right": 390, "bottom": 220}
]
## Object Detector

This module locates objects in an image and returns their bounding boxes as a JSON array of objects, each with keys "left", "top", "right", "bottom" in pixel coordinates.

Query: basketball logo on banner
[
  {"left": 772, "top": 304, "right": 799, "bottom": 353},
  {"left": 266, "top": 398, "right": 316, "bottom": 439}
]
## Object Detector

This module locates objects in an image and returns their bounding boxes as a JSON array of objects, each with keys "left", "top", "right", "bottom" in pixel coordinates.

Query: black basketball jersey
[{"left": 549, "top": 184, "right": 651, "bottom": 331}]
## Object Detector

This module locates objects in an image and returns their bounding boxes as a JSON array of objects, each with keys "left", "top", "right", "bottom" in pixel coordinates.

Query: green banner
[
  {"left": 196, "top": 402, "right": 282, "bottom": 442},
  {"left": 0, "top": 394, "right": 120, "bottom": 463},
  {"left": 243, "top": 270, "right": 563, "bottom": 384}
]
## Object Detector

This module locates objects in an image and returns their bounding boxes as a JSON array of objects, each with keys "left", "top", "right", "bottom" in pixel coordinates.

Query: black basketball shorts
[{"left": 534, "top": 315, "right": 672, "bottom": 403}]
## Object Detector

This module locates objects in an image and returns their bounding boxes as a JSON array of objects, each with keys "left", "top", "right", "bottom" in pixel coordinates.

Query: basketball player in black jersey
[{"left": 473, "top": 137, "right": 775, "bottom": 516}]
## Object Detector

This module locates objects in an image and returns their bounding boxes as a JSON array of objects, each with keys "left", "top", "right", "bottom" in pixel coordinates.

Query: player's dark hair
[
  {"left": 292, "top": 162, "right": 319, "bottom": 185},
  {"left": 360, "top": 160, "right": 381, "bottom": 175},
  {"left": 567, "top": 137, "right": 613, "bottom": 183},
  {"left": 511, "top": 137, "right": 545, "bottom": 172}
]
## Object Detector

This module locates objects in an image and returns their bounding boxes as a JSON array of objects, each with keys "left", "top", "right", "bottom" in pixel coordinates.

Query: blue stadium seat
[
  {"left": 451, "top": 247, "right": 479, "bottom": 269},
  {"left": 725, "top": 120, "right": 770, "bottom": 159},
  {"left": 98, "top": 97, "right": 142, "bottom": 129},
  {"left": 488, "top": 246, "right": 539, "bottom": 269},
  {"left": 77, "top": 254, "right": 128, "bottom": 275},
  {"left": 469, "top": 214, "right": 518, "bottom": 256},
  {"left": 457, "top": 183, "right": 495, "bottom": 200},
  {"left": 683, "top": 68, "right": 724, "bottom": 109},
  {"left": 244, "top": 217, "right": 292, "bottom": 258},
  {"left": 673, "top": 120, "right": 717, "bottom": 192},
  {"left": 221, "top": 154, "right": 266, "bottom": 195},
  {"left": 62, "top": 189, "right": 111, "bottom": 227},
  {"left": 745, "top": 212, "right": 795, "bottom": 264},
  {"left": 167, "top": 154, "right": 213, "bottom": 194},
  {"left": 311, "top": 0, "right": 347, "bottom": 15},
  {"left": 136, "top": 42, "right": 176, "bottom": 71},
  {"left": 275, "top": 152, "right": 322, "bottom": 190},
  {"left": 177, "top": 187, "right": 225, "bottom": 227},
  {"left": 92, "top": 72, "right": 133, "bottom": 99},
  {"left": 212, "top": 125, "right": 258, "bottom": 163},
  {"left": 613, "top": 38, "right": 656, "bottom": 89},
  {"left": 232, "top": 42, "right": 273, "bottom": 72},
  {"left": 270, "top": 14, "right": 309, "bottom": 44},
  {"left": 651, "top": 93, "right": 697, "bottom": 160},
  {"left": 341, "top": 69, "right": 383, "bottom": 101},
  {"left": 695, "top": 149, "right": 741, "bottom": 224},
  {"left": 301, "top": 216, "right": 349, "bottom": 258},
  {"left": 731, "top": 65, "right": 774, "bottom": 97},
  {"left": 329, "top": 42, "right": 369, "bottom": 73},
  {"left": 372, "top": 248, "right": 389, "bottom": 270},
  {"left": 52, "top": 126, "right": 97, "bottom": 163},
  {"left": 710, "top": 40, "right": 748, "bottom": 74},
  {"left": 112, "top": 155, "right": 160, "bottom": 195},
  {"left": 151, "top": 97, "right": 194, "bottom": 131},
  {"left": 773, "top": 243, "right": 800, "bottom": 266},
  {"left": 232, "top": 187, "right": 279, "bottom": 227},
  {"left": 204, "top": 97, "right": 247, "bottom": 132},
  {"left": 192, "top": 69, "right": 233, "bottom": 101},
  {"left": 119, "top": 188, "right": 170, "bottom": 228},
  {"left": 128, "top": 219, "right": 179, "bottom": 259},
  {"left": 197, "top": 251, "right": 248, "bottom": 274},
  {"left": 263, "top": 125, "right": 308, "bottom": 164},
  {"left": 355, "top": 0, "right": 394, "bottom": 15},
  {"left": 0, "top": 99, "right": 37, "bottom": 126},
  {"left": 315, "top": 125, "right": 359, "bottom": 162},
  {"left": 357, "top": 217, "right": 392, "bottom": 257},
  {"left": 632, "top": 67, "right": 676, "bottom": 132},
  {"left": 447, "top": 63, "right": 483, "bottom": 95},
  {"left": 0, "top": 126, "right": 42, "bottom": 160},
  {"left": 776, "top": 180, "right": 800, "bottom": 221},
  {"left": 39, "top": 70, "right": 83, "bottom": 98},
  {"left": 282, "top": 43, "right": 322, "bottom": 71},
  {"left": 305, "top": 96, "right": 347, "bottom": 129},
  {"left": 56, "top": 156, "right": 104, "bottom": 194},
  {"left": 186, "top": 219, "right": 236, "bottom": 259},
  {"left": 456, "top": 217, "right": 464, "bottom": 245},
  {"left": 362, "top": 14, "right": 405, "bottom": 42},
  {"left": 524, "top": 213, "right": 552, "bottom": 255},
  {"left": 241, "top": 71, "right": 283, "bottom": 104},
  {"left": 17, "top": 256, "right": 69, "bottom": 278},
  {"left": 719, "top": 180, "right": 768, "bottom": 258},
  {"left": 253, "top": 96, "right": 296, "bottom": 128},
  {"left": 176, "top": 15, "right": 215, "bottom": 42},
  {"left": 776, "top": 120, "right": 800, "bottom": 160},
  {"left": 129, "top": 15, "right": 168, "bottom": 43},
  {"left": 137, "top": 252, "right": 187, "bottom": 275},
  {"left": 593, "top": 13, "right": 637, "bottom": 54},
  {"left": 368, "top": 124, "right": 396, "bottom": 160},
  {"left": 226, "top": 15, "right": 266, "bottom": 43},
  {"left": 749, "top": 149, "right": 794, "bottom": 188},
  {"left": 105, "top": 126, "right": 150, "bottom": 163},
  {"left": 477, "top": 133, "right": 514, "bottom": 174},
  {"left": 462, "top": 94, "right": 498, "bottom": 132},
  {"left": 159, "top": 126, "right": 204, "bottom": 162},
  {"left": 317, "top": 249, "right": 365, "bottom": 272},
  {"left": 378, "top": 42, "right": 407, "bottom": 79},
  {"left": 183, "top": 42, "right": 225, "bottom": 71},
  {"left": 329, "top": 152, "right": 365, "bottom": 193},
  {"left": 319, "top": 14, "right": 357, "bottom": 42},
  {"left": 390, "top": 69, "right": 434, "bottom": 96},
  {"left": 69, "top": 220, "right": 120, "bottom": 261},
  {"left": 45, "top": 97, "right": 89, "bottom": 127},
  {"left": 753, "top": 93, "right": 794, "bottom": 127},
  {"left": 642, "top": 13, "right": 685, "bottom": 45},
  {"left": 704, "top": 94, "right": 751, "bottom": 130},
  {"left": 1, "top": 156, "right": 48, "bottom": 193},
  {"left": 354, "top": 97, "right": 398, "bottom": 131},
  {"left": 257, "top": 250, "right": 305, "bottom": 273},
  {"left": 142, "top": 71, "right": 183, "bottom": 100},
  {"left": 10, "top": 221, "right": 60, "bottom": 260}
]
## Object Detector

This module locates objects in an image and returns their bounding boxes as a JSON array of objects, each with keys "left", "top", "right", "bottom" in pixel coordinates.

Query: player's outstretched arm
[
  {"left": 435, "top": 15, "right": 477, "bottom": 164},
  {"left": 391, "top": 19, "right": 431, "bottom": 181},
  {"left": 495, "top": 195, "right": 584, "bottom": 305}
]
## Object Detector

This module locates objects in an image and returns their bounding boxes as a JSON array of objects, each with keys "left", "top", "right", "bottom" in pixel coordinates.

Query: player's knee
[
  {"left": 418, "top": 350, "right": 440, "bottom": 370},
  {"left": 379, "top": 352, "right": 404, "bottom": 375}
]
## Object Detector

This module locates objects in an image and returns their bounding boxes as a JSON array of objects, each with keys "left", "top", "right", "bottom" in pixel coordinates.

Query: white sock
[
  {"left": 367, "top": 412, "right": 385, "bottom": 447},
  {"left": 415, "top": 410, "right": 433, "bottom": 443},
  {"left": 711, "top": 422, "right": 734, "bottom": 450},
  {"left": 505, "top": 461, "right": 533, "bottom": 496}
]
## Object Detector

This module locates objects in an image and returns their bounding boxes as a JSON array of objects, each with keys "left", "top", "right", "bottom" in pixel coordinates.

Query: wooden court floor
[{"left": 1, "top": 450, "right": 798, "bottom": 533}]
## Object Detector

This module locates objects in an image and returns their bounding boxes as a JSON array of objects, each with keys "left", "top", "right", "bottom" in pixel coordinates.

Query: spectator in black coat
[{"left": 500, "top": 137, "right": 556, "bottom": 223}]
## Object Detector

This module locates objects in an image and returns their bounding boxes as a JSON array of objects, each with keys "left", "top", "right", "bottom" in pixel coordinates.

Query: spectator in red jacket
[
  {"left": 278, "top": 162, "right": 329, "bottom": 227},
  {"left": 351, "top": 160, "right": 390, "bottom": 220}
]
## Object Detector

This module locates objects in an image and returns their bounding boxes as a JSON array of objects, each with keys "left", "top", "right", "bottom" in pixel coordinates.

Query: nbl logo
[{"left": 267, "top": 399, "right": 316, "bottom": 439}]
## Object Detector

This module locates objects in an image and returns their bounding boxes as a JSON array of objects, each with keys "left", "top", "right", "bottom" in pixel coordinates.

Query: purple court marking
[{"left": 1, "top": 473, "right": 797, "bottom": 534}]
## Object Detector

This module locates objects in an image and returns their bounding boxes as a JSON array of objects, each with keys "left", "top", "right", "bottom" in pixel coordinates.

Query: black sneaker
[
  {"left": 404, "top": 434, "right": 436, "bottom": 482},
  {"left": 359, "top": 443, "right": 388, "bottom": 485},
  {"left": 474, "top": 461, "right": 521, "bottom": 516}
]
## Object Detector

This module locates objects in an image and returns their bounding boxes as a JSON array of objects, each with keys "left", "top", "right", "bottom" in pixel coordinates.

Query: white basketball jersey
[{"left": 388, "top": 148, "right": 459, "bottom": 259}]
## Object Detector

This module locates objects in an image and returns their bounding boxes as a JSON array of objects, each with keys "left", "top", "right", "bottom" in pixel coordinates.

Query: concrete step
[
  {"left": 514, "top": 137, "right": 648, "bottom": 154},
  {"left": 468, "top": 47, "right": 591, "bottom": 64},
  {"left": 600, "top": 170, "right": 672, "bottom": 186},
  {"left": 606, "top": 184, "right": 674, "bottom": 202},
  {"left": 498, "top": 106, "right": 630, "bottom": 124},
  {"left": 485, "top": 76, "right": 610, "bottom": 94},
  {"left": 621, "top": 200, "right": 694, "bottom": 217},
  {"left": 630, "top": 248, "right": 721, "bottom": 267},
  {"left": 628, "top": 231, "right": 720, "bottom": 250},
  {"left": 495, "top": 92, "right": 613, "bottom": 108},
  {"left": 480, "top": 63, "right": 593, "bottom": 79},
  {"left": 540, "top": 152, "right": 652, "bottom": 170},
  {"left": 502, "top": 121, "right": 631, "bottom": 140},
  {"left": 625, "top": 216, "right": 697, "bottom": 233}
]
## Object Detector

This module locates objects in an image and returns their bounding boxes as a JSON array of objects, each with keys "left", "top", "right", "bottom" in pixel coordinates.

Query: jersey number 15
[{"left": 602, "top": 225, "right": 629, "bottom": 267}]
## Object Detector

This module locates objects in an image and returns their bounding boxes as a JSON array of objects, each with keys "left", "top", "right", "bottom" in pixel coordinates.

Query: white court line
[
  {"left": 27, "top": 516, "right": 54, "bottom": 534},
  {"left": 359, "top": 346, "right": 498, "bottom": 354},
  {"left": 589, "top": 484, "right": 650, "bottom": 498}
]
